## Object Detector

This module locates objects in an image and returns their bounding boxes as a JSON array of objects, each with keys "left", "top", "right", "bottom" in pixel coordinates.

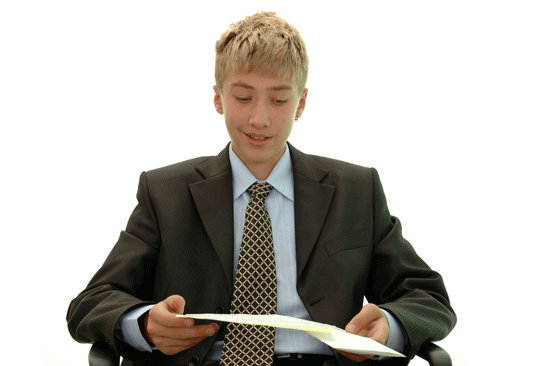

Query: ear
[
  {"left": 213, "top": 85, "right": 224, "bottom": 115},
  {"left": 295, "top": 88, "right": 308, "bottom": 119}
]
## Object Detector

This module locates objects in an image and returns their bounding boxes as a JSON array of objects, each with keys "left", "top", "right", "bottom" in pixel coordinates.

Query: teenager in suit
[{"left": 67, "top": 11, "right": 456, "bottom": 366}]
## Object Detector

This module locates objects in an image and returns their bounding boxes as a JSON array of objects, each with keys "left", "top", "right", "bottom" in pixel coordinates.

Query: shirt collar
[{"left": 229, "top": 143, "right": 294, "bottom": 202}]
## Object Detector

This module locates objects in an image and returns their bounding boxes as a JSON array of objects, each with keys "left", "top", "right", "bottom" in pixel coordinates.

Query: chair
[
  {"left": 89, "top": 340, "right": 452, "bottom": 366},
  {"left": 89, "top": 341, "right": 119, "bottom": 366},
  {"left": 417, "top": 342, "right": 452, "bottom": 366}
]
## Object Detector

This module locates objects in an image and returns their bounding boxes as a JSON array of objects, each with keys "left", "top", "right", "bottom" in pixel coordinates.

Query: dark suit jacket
[{"left": 67, "top": 143, "right": 456, "bottom": 366}]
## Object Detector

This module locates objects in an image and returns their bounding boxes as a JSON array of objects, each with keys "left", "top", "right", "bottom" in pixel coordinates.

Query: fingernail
[
  {"left": 346, "top": 324, "right": 356, "bottom": 333},
  {"left": 206, "top": 328, "right": 214, "bottom": 336}
]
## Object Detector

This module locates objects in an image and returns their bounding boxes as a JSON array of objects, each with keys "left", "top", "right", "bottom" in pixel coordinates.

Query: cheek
[
  {"left": 273, "top": 107, "right": 295, "bottom": 135},
  {"left": 223, "top": 106, "right": 242, "bottom": 127},
  {"left": 279, "top": 119, "right": 294, "bottom": 138},
  {"left": 224, "top": 112, "right": 238, "bottom": 134},
  {"left": 278, "top": 103, "right": 297, "bottom": 122},
  {"left": 226, "top": 102, "right": 249, "bottom": 122},
  {"left": 287, "top": 120, "right": 295, "bottom": 135}
]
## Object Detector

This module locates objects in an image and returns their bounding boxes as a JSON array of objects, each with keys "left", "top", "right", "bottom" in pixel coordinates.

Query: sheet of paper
[{"left": 177, "top": 313, "right": 404, "bottom": 358}]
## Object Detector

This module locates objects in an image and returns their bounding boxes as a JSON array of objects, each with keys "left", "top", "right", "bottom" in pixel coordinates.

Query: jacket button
[
  {"left": 188, "top": 356, "right": 200, "bottom": 366},
  {"left": 216, "top": 306, "right": 225, "bottom": 314}
]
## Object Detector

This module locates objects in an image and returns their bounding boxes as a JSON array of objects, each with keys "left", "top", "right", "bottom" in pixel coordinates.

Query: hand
[
  {"left": 338, "top": 303, "right": 390, "bottom": 362},
  {"left": 145, "top": 295, "right": 219, "bottom": 355}
]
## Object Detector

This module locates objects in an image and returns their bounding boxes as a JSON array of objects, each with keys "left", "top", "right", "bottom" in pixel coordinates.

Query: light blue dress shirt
[
  {"left": 118, "top": 144, "right": 406, "bottom": 358},
  {"left": 206, "top": 144, "right": 333, "bottom": 358}
]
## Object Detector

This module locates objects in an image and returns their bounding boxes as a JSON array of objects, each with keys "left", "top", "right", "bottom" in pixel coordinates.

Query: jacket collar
[
  {"left": 189, "top": 142, "right": 335, "bottom": 290},
  {"left": 288, "top": 143, "right": 335, "bottom": 280},
  {"left": 189, "top": 144, "right": 234, "bottom": 292}
]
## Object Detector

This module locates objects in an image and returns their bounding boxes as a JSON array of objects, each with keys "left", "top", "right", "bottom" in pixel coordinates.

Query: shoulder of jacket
[
  {"left": 144, "top": 156, "right": 213, "bottom": 181},
  {"left": 307, "top": 154, "right": 374, "bottom": 174}
]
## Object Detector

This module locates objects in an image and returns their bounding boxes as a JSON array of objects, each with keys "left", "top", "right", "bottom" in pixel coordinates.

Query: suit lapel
[
  {"left": 189, "top": 144, "right": 234, "bottom": 291},
  {"left": 288, "top": 144, "right": 335, "bottom": 281},
  {"left": 187, "top": 143, "right": 335, "bottom": 294}
]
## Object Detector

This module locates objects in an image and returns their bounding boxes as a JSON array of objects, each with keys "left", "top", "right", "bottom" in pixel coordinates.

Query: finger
[
  {"left": 171, "top": 323, "right": 219, "bottom": 338},
  {"left": 152, "top": 323, "right": 219, "bottom": 355},
  {"left": 150, "top": 305, "right": 189, "bottom": 328},
  {"left": 155, "top": 334, "right": 208, "bottom": 349},
  {"left": 149, "top": 321, "right": 219, "bottom": 341},
  {"left": 160, "top": 344, "right": 197, "bottom": 356},
  {"left": 149, "top": 297, "right": 190, "bottom": 328},
  {"left": 157, "top": 330, "right": 218, "bottom": 356},
  {"left": 156, "top": 337, "right": 204, "bottom": 356},
  {"left": 165, "top": 295, "right": 186, "bottom": 314},
  {"left": 345, "top": 303, "right": 383, "bottom": 334}
]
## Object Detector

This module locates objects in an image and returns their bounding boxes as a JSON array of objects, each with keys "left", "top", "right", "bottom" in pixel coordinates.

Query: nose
[{"left": 248, "top": 100, "right": 270, "bottom": 128}]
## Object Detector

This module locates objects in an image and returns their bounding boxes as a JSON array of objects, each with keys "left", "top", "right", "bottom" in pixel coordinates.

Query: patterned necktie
[{"left": 220, "top": 183, "right": 277, "bottom": 366}]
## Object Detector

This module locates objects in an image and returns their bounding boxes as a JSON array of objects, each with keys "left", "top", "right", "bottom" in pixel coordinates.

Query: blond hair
[{"left": 215, "top": 11, "right": 309, "bottom": 92}]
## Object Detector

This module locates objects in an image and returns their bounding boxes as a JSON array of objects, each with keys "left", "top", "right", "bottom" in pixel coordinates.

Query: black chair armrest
[
  {"left": 89, "top": 341, "right": 119, "bottom": 366},
  {"left": 416, "top": 341, "right": 452, "bottom": 366}
]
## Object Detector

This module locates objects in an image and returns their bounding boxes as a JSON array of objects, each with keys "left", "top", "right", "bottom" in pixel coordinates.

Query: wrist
[{"left": 138, "top": 311, "right": 154, "bottom": 346}]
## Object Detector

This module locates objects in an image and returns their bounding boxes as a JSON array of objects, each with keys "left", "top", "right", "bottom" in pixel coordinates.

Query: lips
[{"left": 245, "top": 133, "right": 271, "bottom": 146}]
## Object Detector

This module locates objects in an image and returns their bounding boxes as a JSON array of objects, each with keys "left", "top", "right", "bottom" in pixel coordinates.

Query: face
[{"left": 214, "top": 70, "right": 308, "bottom": 179}]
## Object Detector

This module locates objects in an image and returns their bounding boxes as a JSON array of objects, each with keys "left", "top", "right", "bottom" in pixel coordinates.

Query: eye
[
  {"left": 235, "top": 96, "right": 250, "bottom": 103},
  {"left": 273, "top": 99, "right": 288, "bottom": 105}
]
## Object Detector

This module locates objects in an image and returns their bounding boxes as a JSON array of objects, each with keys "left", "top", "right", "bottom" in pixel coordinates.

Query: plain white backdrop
[{"left": 1, "top": 1, "right": 548, "bottom": 365}]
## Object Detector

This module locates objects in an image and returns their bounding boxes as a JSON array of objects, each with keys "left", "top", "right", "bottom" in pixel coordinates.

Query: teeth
[{"left": 249, "top": 135, "right": 266, "bottom": 141}]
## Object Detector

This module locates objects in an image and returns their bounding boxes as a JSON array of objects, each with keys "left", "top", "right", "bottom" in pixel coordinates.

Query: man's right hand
[{"left": 144, "top": 295, "right": 219, "bottom": 355}]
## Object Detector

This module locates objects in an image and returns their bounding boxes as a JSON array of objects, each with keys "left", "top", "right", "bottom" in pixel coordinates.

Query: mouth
[
  {"left": 246, "top": 133, "right": 269, "bottom": 141},
  {"left": 244, "top": 133, "right": 272, "bottom": 146}
]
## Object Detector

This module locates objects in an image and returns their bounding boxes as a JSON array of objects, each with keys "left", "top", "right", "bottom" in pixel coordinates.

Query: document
[{"left": 177, "top": 313, "right": 404, "bottom": 358}]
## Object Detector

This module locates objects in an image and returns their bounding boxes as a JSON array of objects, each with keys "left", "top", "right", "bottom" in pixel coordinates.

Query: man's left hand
[{"left": 338, "top": 303, "right": 390, "bottom": 362}]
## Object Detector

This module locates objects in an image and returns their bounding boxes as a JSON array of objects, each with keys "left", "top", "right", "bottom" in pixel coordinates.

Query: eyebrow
[{"left": 231, "top": 82, "right": 292, "bottom": 91}]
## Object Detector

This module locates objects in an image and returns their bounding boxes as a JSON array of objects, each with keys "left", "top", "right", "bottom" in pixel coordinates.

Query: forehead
[{"left": 224, "top": 70, "right": 297, "bottom": 92}]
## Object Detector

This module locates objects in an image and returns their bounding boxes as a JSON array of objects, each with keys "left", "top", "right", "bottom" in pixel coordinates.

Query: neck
[
  {"left": 230, "top": 144, "right": 287, "bottom": 181},
  {"left": 247, "top": 163, "right": 276, "bottom": 181}
]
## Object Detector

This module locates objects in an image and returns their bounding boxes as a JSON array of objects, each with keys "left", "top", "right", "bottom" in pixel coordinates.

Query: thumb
[
  {"left": 165, "top": 295, "right": 186, "bottom": 314},
  {"left": 345, "top": 303, "right": 381, "bottom": 336}
]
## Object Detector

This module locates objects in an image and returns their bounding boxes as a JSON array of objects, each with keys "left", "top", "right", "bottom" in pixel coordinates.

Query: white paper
[{"left": 177, "top": 313, "right": 404, "bottom": 358}]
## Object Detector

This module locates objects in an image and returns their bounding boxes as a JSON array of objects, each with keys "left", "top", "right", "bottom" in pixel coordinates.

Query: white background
[{"left": 1, "top": 1, "right": 548, "bottom": 365}]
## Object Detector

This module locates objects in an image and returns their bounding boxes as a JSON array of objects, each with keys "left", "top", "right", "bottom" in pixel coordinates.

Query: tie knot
[{"left": 247, "top": 183, "right": 273, "bottom": 200}]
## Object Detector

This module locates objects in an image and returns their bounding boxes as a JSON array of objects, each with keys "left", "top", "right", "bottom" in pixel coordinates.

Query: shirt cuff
[
  {"left": 375, "top": 309, "right": 408, "bottom": 361},
  {"left": 116, "top": 305, "right": 156, "bottom": 352}
]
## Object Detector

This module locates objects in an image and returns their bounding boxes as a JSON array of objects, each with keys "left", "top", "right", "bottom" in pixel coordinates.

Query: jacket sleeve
[
  {"left": 366, "top": 168, "right": 457, "bottom": 360},
  {"left": 66, "top": 171, "right": 160, "bottom": 360}
]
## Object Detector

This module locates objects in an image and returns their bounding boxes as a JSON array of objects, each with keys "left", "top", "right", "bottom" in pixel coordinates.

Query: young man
[{"left": 67, "top": 11, "right": 456, "bottom": 366}]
